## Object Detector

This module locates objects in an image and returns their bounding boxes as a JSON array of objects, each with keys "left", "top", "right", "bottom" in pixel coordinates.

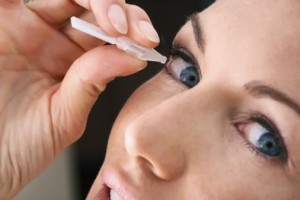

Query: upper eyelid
[
  {"left": 170, "top": 40, "right": 202, "bottom": 78},
  {"left": 171, "top": 43, "right": 195, "bottom": 63}
]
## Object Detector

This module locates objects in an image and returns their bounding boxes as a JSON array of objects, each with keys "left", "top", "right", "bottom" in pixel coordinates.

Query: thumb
[{"left": 50, "top": 45, "right": 146, "bottom": 149}]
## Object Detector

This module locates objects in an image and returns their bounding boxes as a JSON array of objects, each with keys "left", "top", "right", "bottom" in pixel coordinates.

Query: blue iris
[
  {"left": 179, "top": 66, "right": 199, "bottom": 88},
  {"left": 257, "top": 132, "right": 283, "bottom": 156}
]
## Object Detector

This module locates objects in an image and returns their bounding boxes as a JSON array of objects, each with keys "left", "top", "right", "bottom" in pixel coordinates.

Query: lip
[{"left": 93, "top": 169, "right": 136, "bottom": 200}]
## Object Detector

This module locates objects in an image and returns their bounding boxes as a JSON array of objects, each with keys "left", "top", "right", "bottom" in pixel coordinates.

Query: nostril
[{"left": 124, "top": 122, "right": 186, "bottom": 181}]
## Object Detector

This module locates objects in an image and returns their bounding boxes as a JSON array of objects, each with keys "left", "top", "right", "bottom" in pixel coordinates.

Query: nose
[
  {"left": 124, "top": 84, "right": 240, "bottom": 181},
  {"left": 124, "top": 107, "right": 187, "bottom": 180}
]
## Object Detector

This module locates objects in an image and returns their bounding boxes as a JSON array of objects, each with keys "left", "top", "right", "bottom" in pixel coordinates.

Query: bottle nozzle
[
  {"left": 70, "top": 16, "right": 167, "bottom": 64},
  {"left": 116, "top": 36, "right": 167, "bottom": 64}
]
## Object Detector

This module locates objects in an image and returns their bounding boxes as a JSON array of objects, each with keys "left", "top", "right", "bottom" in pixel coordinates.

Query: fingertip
[
  {"left": 137, "top": 20, "right": 160, "bottom": 43},
  {"left": 90, "top": 0, "right": 128, "bottom": 36},
  {"left": 122, "top": 59, "right": 147, "bottom": 76},
  {"left": 107, "top": 3, "right": 128, "bottom": 34},
  {"left": 90, "top": 1, "right": 160, "bottom": 48},
  {"left": 125, "top": 4, "right": 160, "bottom": 48}
]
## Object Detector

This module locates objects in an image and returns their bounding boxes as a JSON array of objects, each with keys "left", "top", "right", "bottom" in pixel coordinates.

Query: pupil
[
  {"left": 179, "top": 66, "right": 199, "bottom": 88},
  {"left": 257, "top": 132, "right": 282, "bottom": 157},
  {"left": 189, "top": 76, "right": 196, "bottom": 82},
  {"left": 266, "top": 142, "right": 273, "bottom": 148}
]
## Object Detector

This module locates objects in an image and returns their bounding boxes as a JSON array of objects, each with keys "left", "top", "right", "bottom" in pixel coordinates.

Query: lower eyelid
[{"left": 161, "top": 67, "right": 188, "bottom": 90}]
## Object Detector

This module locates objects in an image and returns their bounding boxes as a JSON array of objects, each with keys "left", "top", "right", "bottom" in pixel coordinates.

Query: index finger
[
  {"left": 89, "top": 0, "right": 128, "bottom": 35},
  {"left": 89, "top": 0, "right": 160, "bottom": 47}
]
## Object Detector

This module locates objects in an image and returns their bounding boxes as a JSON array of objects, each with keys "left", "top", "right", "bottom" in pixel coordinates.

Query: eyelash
[
  {"left": 233, "top": 113, "right": 288, "bottom": 163},
  {"left": 168, "top": 44, "right": 196, "bottom": 64},
  {"left": 163, "top": 43, "right": 201, "bottom": 87}
]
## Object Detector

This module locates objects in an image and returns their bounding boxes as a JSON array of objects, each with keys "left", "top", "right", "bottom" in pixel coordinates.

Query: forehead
[
  {"left": 200, "top": 0, "right": 300, "bottom": 61},
  {"left": 188, "top": 0, "right": 300, "bottom": 97},
  {"left": 201, "top": 0, "right": 300, "bottom": 60}
]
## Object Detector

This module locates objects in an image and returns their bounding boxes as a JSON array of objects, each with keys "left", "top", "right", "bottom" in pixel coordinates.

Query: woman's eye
[
  {"left": 165, "top": 47, "right": 200, "bottom": 88},
  {"left": 237, "top": 117, "right": 285, "bottom": 157}
]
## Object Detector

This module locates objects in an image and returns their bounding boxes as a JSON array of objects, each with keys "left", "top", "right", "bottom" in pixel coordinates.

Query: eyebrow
[
  {"left": 189, "top": 13, "right": 205, "bottom": 52},
  {"left": 244, "top": 81, "right": 300, "bottom": 116}
]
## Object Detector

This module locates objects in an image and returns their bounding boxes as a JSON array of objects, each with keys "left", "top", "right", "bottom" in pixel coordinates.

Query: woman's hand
[{"left": 0, "top": 0, "right": 159, "bottom": 198}]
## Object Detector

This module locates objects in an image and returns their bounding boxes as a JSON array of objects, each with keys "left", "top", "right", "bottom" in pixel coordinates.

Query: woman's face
[{"left": 88, "top": 0, "right": 300, "bottom": 199}]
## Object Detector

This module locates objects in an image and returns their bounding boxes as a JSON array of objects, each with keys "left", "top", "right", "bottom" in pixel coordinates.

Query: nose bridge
[{"left": 124, "top": 85, "right": 234, "bottom": 180}]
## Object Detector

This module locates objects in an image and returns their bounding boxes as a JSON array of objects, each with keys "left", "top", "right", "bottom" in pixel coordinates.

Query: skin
[
  {"left": 0, "top": 0, "right": 157, "bottom": 199},
  {"left": 87, "top": 0, "right": 300, "bottom": 199}
]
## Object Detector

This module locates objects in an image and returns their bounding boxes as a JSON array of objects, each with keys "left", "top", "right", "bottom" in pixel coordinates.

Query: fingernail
[
  {"left": 142, "top": 61, "right": 148, "bottom": 69},
  {"left": 136, "top": 60, "right": 148, "bottom": 70},
  {"left": 107, "top": 4, "right": 128, "bottom": 34},
  {"left": 138, "top": 20, "right": 160, "bottom": 43},
  {"left": 136, "top": 61, "right": 148, "bottom": 72}
]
